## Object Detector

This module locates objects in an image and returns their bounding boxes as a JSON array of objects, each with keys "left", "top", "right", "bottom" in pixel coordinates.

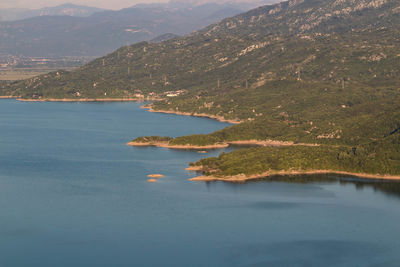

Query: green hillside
[
  {"left": 191, "top": 132, "right": 400, "bottom": 177},
  {"left": 3, "top": 0, "right": 400, "bottom": 178}
]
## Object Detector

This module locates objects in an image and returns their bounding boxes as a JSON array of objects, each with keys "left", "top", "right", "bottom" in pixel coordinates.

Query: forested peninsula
[{"left": 2, "top": 0, "right": 400, "bottom": 181}]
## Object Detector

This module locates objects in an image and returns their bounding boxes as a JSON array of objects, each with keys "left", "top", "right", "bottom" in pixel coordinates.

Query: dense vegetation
[
  {"left": 0, "top": 81, "right": 14, "bottom": 95},
  {"left": 192, "top": 132, "right": 400, "bottom": 177},
  {"left": 3, "top": 0, "right": 400, "bottom": 177}
]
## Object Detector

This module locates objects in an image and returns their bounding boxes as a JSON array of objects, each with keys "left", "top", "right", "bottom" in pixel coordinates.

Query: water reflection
[
  {"left": 226, "top": 240, "right": 386, "bottom": 267},
  {"left": 232, "top": 174, "right": 400, "bottom": 198}
]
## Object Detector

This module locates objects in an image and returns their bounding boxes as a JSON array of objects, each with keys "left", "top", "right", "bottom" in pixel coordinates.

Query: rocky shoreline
[
  {"left": 127, "top": 139, "right": 319, "bottom": 150},
  {"left": 17, "top": 98, "right": 148, "bottom": 102},
  {"left": 127, "top": 141, "right": 229, "bottom": 150},
  {"left": 188, "top": 169, "right": 400, "bottom": 182},
  {"left": 141, "top": 104, "right": 242, "bottom": 124}
]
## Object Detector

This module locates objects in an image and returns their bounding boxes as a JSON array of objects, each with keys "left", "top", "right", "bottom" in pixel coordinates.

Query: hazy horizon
[{"left": 0, "top": 0, "right": 264, "bottom": 10}]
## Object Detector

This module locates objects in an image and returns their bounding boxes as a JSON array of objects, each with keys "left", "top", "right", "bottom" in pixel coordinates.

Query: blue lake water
[{"left": 1, "top": 99, "right": 400, "bottom": 266}]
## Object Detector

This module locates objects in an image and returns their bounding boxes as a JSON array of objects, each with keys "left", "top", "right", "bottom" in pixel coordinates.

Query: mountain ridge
[
  {"left": 0, "top": 3, "right": 248, "bottom": 57},
  {"left": 0, "top": 3, "right": 105, "bottom": 21}
]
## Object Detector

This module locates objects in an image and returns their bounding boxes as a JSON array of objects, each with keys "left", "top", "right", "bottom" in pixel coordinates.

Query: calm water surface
[{"left": 1, "top": 99, "right": 400, "bottom": 266}]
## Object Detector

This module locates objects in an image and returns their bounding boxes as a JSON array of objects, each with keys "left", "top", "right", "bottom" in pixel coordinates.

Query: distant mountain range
[
  {"left": 0, "top": 1, "right": 277, "bottom": 57},
  {"left": 0, "top": 3, "right": 105, "bottom": 21}
]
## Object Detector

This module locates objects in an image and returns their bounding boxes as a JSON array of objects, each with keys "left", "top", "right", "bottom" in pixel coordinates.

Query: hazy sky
[
  {"left": 0, "top": 0, "right": 169, "bottom": 10},
  {"left": 0, "top": 0, "right": 256, "bottom": 10}
]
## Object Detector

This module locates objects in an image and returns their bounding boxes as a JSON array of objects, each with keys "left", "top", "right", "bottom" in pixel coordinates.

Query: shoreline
[
  {"left": 0, "top": 96, "right": 18, "bottom": 99},
  {"left": 16, "top": 98, "right": 239, "bottom": 123},
  {"left": 188, "top": 169, "right": 400, "bottom": 182},
  {"left": 127, "top": 139, "right": 319, "bottom": 150},
  {"left": 141, "top": 104, "right": 242, "bottom": 124},
  {"left": 127, "top": 141, "right": 229, "bottom": 150},
  {"left": 16, "top": 98, "right": 155, "bottom": 102}
]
